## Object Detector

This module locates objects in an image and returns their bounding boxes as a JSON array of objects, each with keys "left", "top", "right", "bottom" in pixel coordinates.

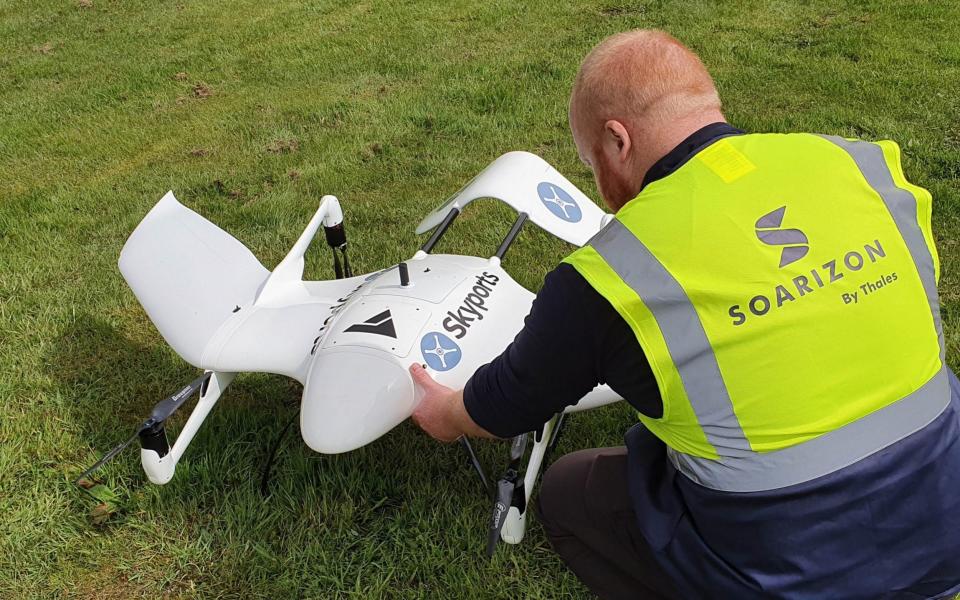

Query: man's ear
[{"left": 604, "top": 120, "right": 632, "bottom": 163}]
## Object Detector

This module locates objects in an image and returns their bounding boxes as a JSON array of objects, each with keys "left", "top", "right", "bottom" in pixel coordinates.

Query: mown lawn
[{"left": 2, "top": 0, "right": 959, "bottom": 597}]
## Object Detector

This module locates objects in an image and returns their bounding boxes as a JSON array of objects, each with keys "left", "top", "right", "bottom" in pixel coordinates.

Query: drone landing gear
[
  {"left": 140, "top": 371, "right": 235, "bottom": 484},
  {"left": 484, "top": 412, "right": 566, "bottom": 556},
  {"left": 75, "top": 370, "right": 235, "bottom": 488}
]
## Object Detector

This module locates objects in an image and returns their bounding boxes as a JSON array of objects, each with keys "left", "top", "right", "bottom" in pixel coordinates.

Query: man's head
[{"left": 570, "top": 30, "right": 724, "bottom": 211}]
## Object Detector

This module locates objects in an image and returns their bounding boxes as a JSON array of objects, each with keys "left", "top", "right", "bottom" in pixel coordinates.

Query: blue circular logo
[
  {"left": 537, "top": 182, "right": 582, "bottom": 223},
  {"left": 420, "top": 331, "right": 462, "bottom": 371}
]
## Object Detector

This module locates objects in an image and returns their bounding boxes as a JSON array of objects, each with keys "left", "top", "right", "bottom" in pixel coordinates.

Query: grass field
[{"left": 2, "top": 0, "right": 959, "bottom": 597}]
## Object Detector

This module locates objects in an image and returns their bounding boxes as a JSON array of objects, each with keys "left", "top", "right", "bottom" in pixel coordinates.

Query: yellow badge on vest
[{"left": 695, "top": 138, "right": 756, "bottom": 183}]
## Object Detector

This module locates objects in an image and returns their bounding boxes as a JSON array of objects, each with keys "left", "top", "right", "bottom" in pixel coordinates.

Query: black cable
[
  {"left": 332, "top": 247, "right": 344, "bottom": 279},
  {"left": 459, "top": 437, "right": 492, "bottom": 498},
  {"left": 259, "top": 411, "right": 299, "bottom": 497}
]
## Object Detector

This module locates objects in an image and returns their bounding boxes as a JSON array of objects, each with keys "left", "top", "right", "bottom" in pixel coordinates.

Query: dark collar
[{"left": 641, "top": 122, "right": 745, "bottom": 189}]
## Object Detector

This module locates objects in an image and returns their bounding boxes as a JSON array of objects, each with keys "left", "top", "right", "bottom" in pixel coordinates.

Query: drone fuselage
[
  {"left": 116, "top": 151, "right": 620, "bottom": 508},
  {"left": 302, "top": 253, "right": 532, "bottom": 453}
]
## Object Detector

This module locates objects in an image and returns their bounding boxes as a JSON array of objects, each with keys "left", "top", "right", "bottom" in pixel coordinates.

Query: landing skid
[
  {"left": 479, "top": 384, "right": 621, "bottom": 553},
  {"left": 500, "top": 413, "right": 564, "bottom": 545},
  {"left": 140, "top": 371, "right": 235, "bottom": 484}
]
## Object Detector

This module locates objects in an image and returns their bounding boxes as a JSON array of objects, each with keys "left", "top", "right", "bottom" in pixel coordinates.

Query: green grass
[{"left": 2, "top": 0, "right": 959, "bottom": 597}]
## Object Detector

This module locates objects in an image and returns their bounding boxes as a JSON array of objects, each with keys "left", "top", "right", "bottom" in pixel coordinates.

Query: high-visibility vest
[{"left": 564, "top": 133, "right": 948, "bottom": 492}]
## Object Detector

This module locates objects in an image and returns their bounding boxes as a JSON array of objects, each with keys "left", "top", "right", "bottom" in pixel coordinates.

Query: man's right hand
[{"left": 409, "top": 364, "right": 494, "bottom": 441}]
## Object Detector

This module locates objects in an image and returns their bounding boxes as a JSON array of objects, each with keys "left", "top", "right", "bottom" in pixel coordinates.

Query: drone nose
[{"left": 300, "top": 348, "right": 414, "bottom": 454}]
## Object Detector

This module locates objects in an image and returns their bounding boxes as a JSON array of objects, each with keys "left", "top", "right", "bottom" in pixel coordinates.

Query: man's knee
[{"left": 538, "top": 448, "right": 605, "bottom": 535}]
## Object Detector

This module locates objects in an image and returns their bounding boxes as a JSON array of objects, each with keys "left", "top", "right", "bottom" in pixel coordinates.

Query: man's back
[
  {"left": 410, "top": 29, "right": 960, "bottom": 598},
  {"left": 568, "top": 131, "right": 960, "bottom": 597},
  {"left": 567, "top": 133, "right": 946, "bottom": 479},
  {"left": 651, "top": 387, "right": 960, "bottom": 597},
  {"left": 622, "top": 377, "right": 960, "bottom": 597}
]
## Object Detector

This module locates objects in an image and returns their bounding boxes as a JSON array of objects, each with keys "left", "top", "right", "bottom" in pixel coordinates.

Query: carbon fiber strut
[
  {"left": 494, "top": 212, "right": 528, "bottom": 260},
  {"left": 420, "top": 207, "right": 460, "bottom": 253}
]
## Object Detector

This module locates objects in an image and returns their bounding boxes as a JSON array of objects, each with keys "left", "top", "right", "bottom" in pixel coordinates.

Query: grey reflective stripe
[
  {"left": 589, "top": 220, "right": 752, "bottom": 455},
  {"left": 668, "top": 367, "right": 951, "bottom": 492},
  {"left": 819, "top": 135, "right": 945, "bottom": 359}
]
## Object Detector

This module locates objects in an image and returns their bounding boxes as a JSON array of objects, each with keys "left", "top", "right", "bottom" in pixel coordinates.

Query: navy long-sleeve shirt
[{"left": 463, "top": 122, "right": 743, "bottom": 437}]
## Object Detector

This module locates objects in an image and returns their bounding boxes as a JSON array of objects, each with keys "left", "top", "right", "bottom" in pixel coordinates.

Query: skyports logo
[
  {"left": 442, "top": 271, "right": 500, "bottom": 339},
  {"left": 755, "top": 206, "right": 809, "bottom": 268},
  {"left": 537, "top": 182, "right": 582, "bottom": 223},
  {"left": 420, "top": 332, "right": 462, "bottom": 371}
]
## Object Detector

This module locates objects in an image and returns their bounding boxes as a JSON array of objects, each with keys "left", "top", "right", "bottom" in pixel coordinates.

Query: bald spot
[{"left": 571, "top": 30, "right": 721, "bottom": 132}]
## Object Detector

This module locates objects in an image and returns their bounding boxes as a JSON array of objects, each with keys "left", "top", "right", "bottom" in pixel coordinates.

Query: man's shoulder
[
  {"left": 544, "top": 261, "right": 593, "bottom": 292},
  {"left": 541, "top": 262, "right": 618, "bottom": 309},
  {"left": 538, "top": 262, "right": 621, "bottom": 323}
]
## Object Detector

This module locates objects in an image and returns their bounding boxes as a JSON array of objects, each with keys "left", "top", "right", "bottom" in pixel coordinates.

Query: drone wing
[
  {"left": 415, "top": 151, "right": 610, "bottom": 248},
  {"left": 119, "top": 192, "right": 361, "bottom": 382}
]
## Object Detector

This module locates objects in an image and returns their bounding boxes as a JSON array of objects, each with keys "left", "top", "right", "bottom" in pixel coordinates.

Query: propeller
[
  {"left": 485, "top": 433, "right": 528, "bottom": 557},
  {"left": 146, "top": 372, "right": 211, "bottom": 427},
  {"left": 341, "top": 248, "right": 353, "bottom": 278},
  {"left": 74, "top": 373, "right": 211, "bottom": 488},
  {"left": 332, "top": 247, "right": 344, "bottom": 279},
  {"left": 508, "top": 433, "right": 528, "bottom": 468}
]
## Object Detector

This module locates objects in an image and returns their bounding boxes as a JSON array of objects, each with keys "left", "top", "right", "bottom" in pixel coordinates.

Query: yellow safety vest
[{"left": 564, "top": 133, "right": 948, "bottom": 492}]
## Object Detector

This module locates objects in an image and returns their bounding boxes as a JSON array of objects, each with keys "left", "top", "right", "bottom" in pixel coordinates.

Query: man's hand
[{"left": 409, "top": 363, "right": 493, "bottom": 441}]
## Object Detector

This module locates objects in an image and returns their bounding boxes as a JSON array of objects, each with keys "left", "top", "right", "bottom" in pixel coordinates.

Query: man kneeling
[{"left": 410, "top": 29, "right": 960, "bottom": 599}]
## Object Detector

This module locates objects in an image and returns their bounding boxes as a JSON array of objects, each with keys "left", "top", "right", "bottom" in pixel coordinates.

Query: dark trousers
[{"left": 537, "top": 447, "right": 682, "bottom": 600}]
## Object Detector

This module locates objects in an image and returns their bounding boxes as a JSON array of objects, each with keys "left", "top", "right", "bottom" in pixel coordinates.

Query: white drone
[{"left": 79, "top": 151, "right": 623, "bottom": 554}]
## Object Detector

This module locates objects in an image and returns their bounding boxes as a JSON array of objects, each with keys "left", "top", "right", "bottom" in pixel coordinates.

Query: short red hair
[{"left": 571, "top": 30, "right": 721, "bottom": 128}]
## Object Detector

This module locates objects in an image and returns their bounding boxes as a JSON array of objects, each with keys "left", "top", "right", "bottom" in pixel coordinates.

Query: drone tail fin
[
  {"left": 415, "top": 151, "right": 611, "bottom": 248},
  {"left": 119, "top": 192, "right": 271, "bottom": 369}
]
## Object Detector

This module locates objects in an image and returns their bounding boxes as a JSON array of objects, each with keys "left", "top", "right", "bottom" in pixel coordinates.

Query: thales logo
[
  {"left": 344, "top": 309, "right": 397, "bottom": 338},
  {"left": 755, "top": 206, "right": 809, "bottom": 268}
]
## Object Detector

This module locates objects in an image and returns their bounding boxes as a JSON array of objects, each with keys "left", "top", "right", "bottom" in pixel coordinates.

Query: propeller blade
[
  {"left": 74, "top": 429, "right": 141, "bottom": 488},
  {"left": 332, "top": 247, "right": 344, "bottom": 279},
  {"left": 509, "top": 433, "right": 528, "bottom": 465},
  {"left": 341, "top": 247, "right": 353, "bottom": 278},
  {"left": 486, "top": 476, "right": 516, "bottom": 557},
  {"left": 149, "top": 373, "right": 210, "bottom": 423},
  {"left": 548, "top": 413, "right": 566, "bottom": 448},
  {"left": 75, "top": 373, "right": 210, "bottom": 489},
  {"left": 459, "top": 437, "right": 492, "bottom": 498}
]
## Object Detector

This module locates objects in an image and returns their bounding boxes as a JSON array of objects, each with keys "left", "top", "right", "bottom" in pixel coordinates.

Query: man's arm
[
  {"left": 409, "top": 368, "right": 495, "bottom": 440},
  {"left": 411, "top": 263, "right": 629, "bottom": 440}
]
